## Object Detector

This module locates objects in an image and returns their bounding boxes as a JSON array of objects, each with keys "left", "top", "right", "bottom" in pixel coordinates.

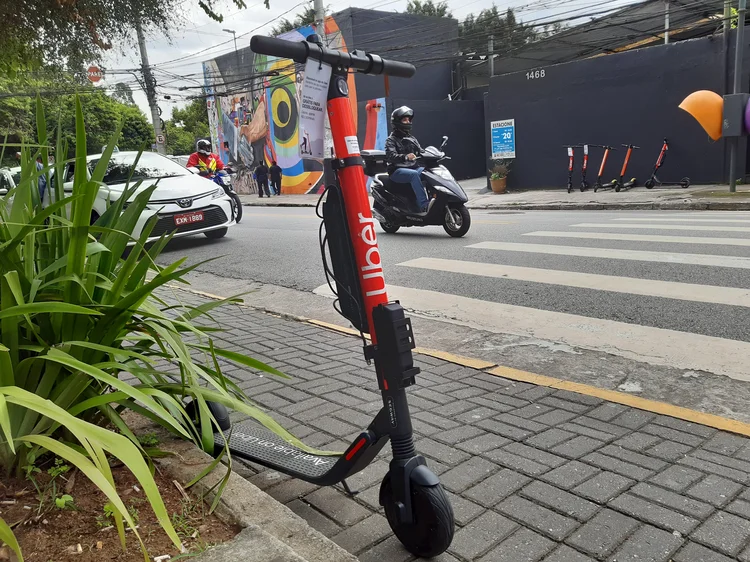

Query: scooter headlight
[{"left": 432, "top": 184, "right": 453, "bottom": 194}]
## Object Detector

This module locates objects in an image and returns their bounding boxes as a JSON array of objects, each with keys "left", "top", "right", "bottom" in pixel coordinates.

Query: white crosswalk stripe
[
  {"left": 398, "top": 257, "right": 750, "bottom": 308},
  {"left": 468, "top": 241, "right": 750, "bottom": 269},
  {"left": 573, "top": 223, "right": 750, "bottom": 233},
  {"left": 318, "top": 213, "right": 750, "bottom": 381},
  {"left": 611, "top": 218, "right": 750, "bottom": 223},
  {"left": 524, "top": 231, "right": 750, "bottom": 247}
]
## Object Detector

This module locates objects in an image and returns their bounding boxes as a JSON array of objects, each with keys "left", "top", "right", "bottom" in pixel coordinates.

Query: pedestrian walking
[
  {"left": 270, "top": 160, "right": 283, "bottom": 196},
  {"left": 255, "top": 161, "right": 270, "bottom": 197}
]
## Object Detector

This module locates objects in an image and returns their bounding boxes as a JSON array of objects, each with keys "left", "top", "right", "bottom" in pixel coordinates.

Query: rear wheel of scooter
[
  {"left": 380, "top": 474, "right": 454, "bottom": 558},
  {"left": 443, "top": 205, "right": 471, "bottom": 238},
  {"left": 380, "top": 221, "right": 400, "bottom": 234},
  {"left": 645, "top": 179, "right": 655, "bottom": 189},
  {"left": 681, "top": 177, "right": 691, "bottom": 188}
]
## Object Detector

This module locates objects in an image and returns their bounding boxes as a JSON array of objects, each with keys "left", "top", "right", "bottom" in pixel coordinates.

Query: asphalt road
[
  {"left": 159, "top": 208, "right": 750, "bottom": 341},
  {"left": 158, "top": 207, "right": 750, "bottom": 420}
]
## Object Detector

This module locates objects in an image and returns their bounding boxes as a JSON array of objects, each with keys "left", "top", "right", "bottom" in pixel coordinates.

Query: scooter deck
[
  {"left": 213, "top": 419, "right": 388, "bottom": 485},
  {"left": 214, "top": 421, "right": 341, "bottom": 480}
]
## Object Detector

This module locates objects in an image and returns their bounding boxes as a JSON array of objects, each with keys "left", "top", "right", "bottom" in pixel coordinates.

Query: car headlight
[{"left": 211, "top": 187, "right": 225, "bottom": 199}]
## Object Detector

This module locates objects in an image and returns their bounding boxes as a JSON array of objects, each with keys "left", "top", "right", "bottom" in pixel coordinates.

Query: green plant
[
  {"left": 54, "top": 494, "right": 75, "bottom": 510},
  {"left": 489, "top": 159, "right": 510, "bottom": 180},
  {"left": 0, "top": 97, "right": 315, "bottom": 562},
  {"left": 137, "top": 432, "right": 160, "bottom": 447}
]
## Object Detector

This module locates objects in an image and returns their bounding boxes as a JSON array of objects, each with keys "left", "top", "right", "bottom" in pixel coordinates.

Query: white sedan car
[{"left": 48, "top": 151, "right": 236, "bottom": 242}]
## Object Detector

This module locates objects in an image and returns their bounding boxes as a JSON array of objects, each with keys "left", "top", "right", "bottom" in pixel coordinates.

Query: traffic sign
[
  {"left": 491, "top": 119, "right": 516, "bottom": 159},
  {"left": 156, "top": 134, "right": 165, "bottom": 144},
  {"left": 87, "top": 66, "right": 104, "bottom": 83}
]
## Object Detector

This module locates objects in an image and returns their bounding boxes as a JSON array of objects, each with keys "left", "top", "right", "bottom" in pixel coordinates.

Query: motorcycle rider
[
  {"left": 385, "top": 106, "right": 430, "bottom": 213},
  {"left": 187, "top": 139, "right": 225, "bottom": 176}
]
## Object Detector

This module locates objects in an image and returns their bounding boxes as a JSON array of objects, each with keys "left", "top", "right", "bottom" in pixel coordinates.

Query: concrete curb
[
  {"left": 156, "top": 431, "right": 358, "bottom": 562},
  {"left": 241, "top": 201, "right": 317, "bottom": 208}
]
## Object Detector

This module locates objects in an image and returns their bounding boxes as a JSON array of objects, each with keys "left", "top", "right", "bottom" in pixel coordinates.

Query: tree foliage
[
  {"left": 0, "top": 0, "right": 248, "bottom": 76},
  {"left": 112, "top": 82, "right": 135, "bottom": 106},
  {"left": 0, "top": 70, "right": 152, "bottom": 159},
  {"left": 164, "top": 97, "right": 210, "bottom": 155},
  {"left": 459, "top": 7, "right": 538, "bottom": 55},
  {"left": 406, "top": 0, "right": 452, "bottom": 18},
  {"left": 271, "top": 4, "right": 325, "bottom": 36}
]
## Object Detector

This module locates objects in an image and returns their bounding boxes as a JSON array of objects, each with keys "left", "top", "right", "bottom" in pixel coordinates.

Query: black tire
[
  {"left": 380, "top": 221, "right": 400, "bottom": 234},
  {"left": 615, "top": 185, "right": 621, "bottom": 192},
  {"left": 231, "top": 193, "right": 243, "bottom": 223},
  {"left": 380, "top": 474, "right": 454, "bottom": 558},
  {"left": 645, "top": 179, "right": 654, "bottom": 189},
  {"left": 205, "top": 227, "right": 228, "bottom": 239},
  {"left": 443, "top": 205, "right": 471, "bottom": 238},
  {"left": 681, "top": 177, "right": 691, "bottom": 188}
]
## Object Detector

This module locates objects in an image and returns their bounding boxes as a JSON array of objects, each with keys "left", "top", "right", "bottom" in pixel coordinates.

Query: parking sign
[{"left": 491, "top": 119, "right": 516, "bottom": 159}]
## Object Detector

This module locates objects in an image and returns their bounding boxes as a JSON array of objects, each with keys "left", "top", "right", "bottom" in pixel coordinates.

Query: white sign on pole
[{"left": 299, "top": 58, "right": 332, "bottom": 160}]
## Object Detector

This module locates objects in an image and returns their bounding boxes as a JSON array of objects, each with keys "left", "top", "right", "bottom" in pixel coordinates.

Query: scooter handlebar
[{"left": 250, "top": 35, "right": 416, "bottom": 78}]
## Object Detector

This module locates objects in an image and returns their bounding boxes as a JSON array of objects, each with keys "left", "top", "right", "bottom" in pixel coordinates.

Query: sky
[{"left": 98, "top": 0, "right": 636, "bottom": 120}]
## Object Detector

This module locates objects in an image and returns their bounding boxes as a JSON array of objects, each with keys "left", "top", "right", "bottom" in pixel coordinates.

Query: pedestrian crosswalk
[{"left": 315, "top": 212, "right": 750, "bottom": 382}]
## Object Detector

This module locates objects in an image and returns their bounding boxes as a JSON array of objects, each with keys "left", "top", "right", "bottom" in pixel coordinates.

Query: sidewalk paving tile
[{"left": 163, "top": 290, "right": 750, "bottom": 561}]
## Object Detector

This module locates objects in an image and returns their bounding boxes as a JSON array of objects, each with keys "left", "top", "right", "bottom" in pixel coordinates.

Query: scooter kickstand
[{"left": 341, "top": 480, "right": 359, "bottom": 497}]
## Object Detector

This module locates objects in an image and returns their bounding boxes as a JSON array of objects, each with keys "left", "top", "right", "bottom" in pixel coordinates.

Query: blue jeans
[{"left": 390, "top": 167, "right": 427, "bottom": 210}]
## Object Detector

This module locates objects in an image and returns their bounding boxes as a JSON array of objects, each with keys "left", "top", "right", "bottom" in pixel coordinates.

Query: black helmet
[
  {"left": 196, "top": 139, "right": 211, "bottom": 155},
  {"left": 391, "top": 106, "right": 413, "bottom": 135}
]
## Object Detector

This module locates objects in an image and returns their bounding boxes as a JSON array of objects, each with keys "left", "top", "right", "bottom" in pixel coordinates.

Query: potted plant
[{"left": 489, "top": 160, "right": 510, "bottom": 193}]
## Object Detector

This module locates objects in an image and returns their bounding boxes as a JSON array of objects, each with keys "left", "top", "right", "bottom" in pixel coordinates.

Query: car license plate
[{"left": 174, "top": 211, "right": 204, "bottom": 226}]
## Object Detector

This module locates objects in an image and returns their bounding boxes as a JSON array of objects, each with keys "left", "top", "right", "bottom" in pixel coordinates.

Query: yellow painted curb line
[
  {"left": 170, "top": 283, "right": 750, "bottom": 438},
  {"left": 490, "top": 366, "right": 750, "bottom": 438}
]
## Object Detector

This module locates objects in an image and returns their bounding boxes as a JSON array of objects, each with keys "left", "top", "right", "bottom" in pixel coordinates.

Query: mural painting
[{"left": 203, "top": 17, "right": 358, "bottom": 194}]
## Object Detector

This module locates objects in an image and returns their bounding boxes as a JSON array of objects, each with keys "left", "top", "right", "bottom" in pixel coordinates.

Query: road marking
[
  {"left": 524, "top": 231, "right": 750, "bottom": 247},
  {"left": 612, "top": 218, "right": 750, "bottom": 223},
  {"left": 468, "top": 241, "right": 750, "bottom": 269},
  {"left": 313, "top": 283, "right": 750, "bottom": 381},
  {"left": 398, "top": 257, "right": 750, "bottom": 308},
  {"left": 573, "top": 223, "right": 750, "bottom": 233}
]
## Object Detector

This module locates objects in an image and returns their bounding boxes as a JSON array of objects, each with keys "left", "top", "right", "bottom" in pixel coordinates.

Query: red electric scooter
[
  {"left": 580, "top": 143, "right": 590, "bottom": 191},
  {"left": 644, "top": 138, "right": 690, "bottom": 188},
  {"left": 199, "top": 34, "right": 454, "bottom": 558},
  {"left": 565, "top": 145, "right": 577, "bottom": 193},
  {"left": 614, "top": 144, "right": 640, "bottom": 192},
  {"left": 593, "top": 145, "right": 616, "bottom": 192}
]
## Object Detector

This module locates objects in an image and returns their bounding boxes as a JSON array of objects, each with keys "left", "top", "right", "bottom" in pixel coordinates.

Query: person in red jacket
[{"left": 187, "top": 139, "right": 224, "bottom": 176}]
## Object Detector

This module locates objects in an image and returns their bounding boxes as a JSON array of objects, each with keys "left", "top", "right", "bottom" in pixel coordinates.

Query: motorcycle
[
  {"left": 364, "top": 136, "right": 471, "bottom": 238},
  {"left": 188, "top": 166, "right": 242, "bottom": 224}
]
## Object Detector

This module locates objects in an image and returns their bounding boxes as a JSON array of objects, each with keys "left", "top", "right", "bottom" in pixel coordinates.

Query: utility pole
[
  {"left": 314, "top": 0, "right": 326, "bottom": 44},
  {"left": 664, "top": 0, "right": 670, "bottom": 43},
  {"left": 136, "top": 18, "right": 165, "bottom": 154},
  {"left": 488, "top": 35, "right": 494, "bottom": 79},
  {"left": 729, "top": 0, "right": 747, "bottom": 192},
  {"left": 223, "top": 28, "right": 240, "bottom": 69}
]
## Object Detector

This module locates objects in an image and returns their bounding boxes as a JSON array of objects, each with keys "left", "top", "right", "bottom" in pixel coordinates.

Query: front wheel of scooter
[
  {"left": 681, "top": 177, "right": 691, "bottom": 188},
  {"left": 645, "top": 179, "right": 654, "bottom": 189},
  {"left": 443, "top": 205, "right": 471, "bottom": 238},
  {"left": 380, "top": 474, "right": 454, "bottom": 558},
  {"left": 380, "top": 221, "right": 400, "bottom": 234},
  {"left": 231, "top": 193, "right": 243, "bottom": 223}
]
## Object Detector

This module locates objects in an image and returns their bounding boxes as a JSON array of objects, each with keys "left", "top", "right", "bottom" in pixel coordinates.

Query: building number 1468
[{"left": 526, "top": 69, "right": 545, "bottom": 80}]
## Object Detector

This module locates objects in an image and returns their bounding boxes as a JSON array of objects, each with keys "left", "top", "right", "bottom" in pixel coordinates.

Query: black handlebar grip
[
  {"left": 381, "top": 58, "right": 416, "bottom": 78},
  {"left": 250, "top": 35, "right": 309, "bottom": 63}
]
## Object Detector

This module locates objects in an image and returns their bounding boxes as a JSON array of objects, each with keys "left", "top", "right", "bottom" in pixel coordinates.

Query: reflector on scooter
[{"left": 678, "top": 90, "right": 723, "bottom": 140}]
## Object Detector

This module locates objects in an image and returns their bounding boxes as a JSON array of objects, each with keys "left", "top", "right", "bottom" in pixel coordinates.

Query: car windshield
[{"left": 90, "top": 152, "right": 190, "bottom": 185}]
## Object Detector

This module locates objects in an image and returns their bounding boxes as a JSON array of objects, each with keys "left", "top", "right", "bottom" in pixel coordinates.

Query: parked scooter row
[{"left": 564, "top": 139, "right": 690, "bottom": 193}]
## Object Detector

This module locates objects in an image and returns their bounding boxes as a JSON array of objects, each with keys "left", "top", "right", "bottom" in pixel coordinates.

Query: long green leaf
[
  {"left": 0, "top": 518, "right": 23, "bottom": 562},
  {"left": 0, "top": 302, "right": 102, "bottom": 320},
  {"left": 187, "top": 344, "right": 288, "bottom": 378}
]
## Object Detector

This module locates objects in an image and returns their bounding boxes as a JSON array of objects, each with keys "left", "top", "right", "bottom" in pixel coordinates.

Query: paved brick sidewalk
[{"left": 170, "top": 288, "right": 750, "bottom": 561}]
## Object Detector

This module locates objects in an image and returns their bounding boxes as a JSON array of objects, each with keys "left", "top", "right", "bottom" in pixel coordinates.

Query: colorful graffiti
[{"left": 203, "top": 17, "right": 357, "bottom": 194}]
